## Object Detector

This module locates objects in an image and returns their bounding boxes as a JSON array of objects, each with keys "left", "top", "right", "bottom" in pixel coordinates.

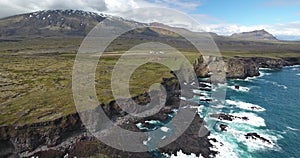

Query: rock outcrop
[
  {"left": 0, "top": 75, "right": 214, "bottom": 158},
  {"left": 193, "top": 55, "right": 300, "bottom": 79},
  {"left": 159, "top": 114, "right": 216, "bottom": 157},
  {"left": 194, "top": 55, "right": 209, "bottom": 78},
  {"left": 245, "top": 133, "right": 272, "bottom": 144},
  {"left": 225, "top": 57, "right": 260, "bottom": 79},
  {"left": 283, "top": 57, "right": 300, "bottom": 66}
]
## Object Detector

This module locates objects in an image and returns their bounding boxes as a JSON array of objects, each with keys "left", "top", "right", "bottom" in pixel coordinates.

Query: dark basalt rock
[
  {"left": 210, "top": 113, "right": 233, "bottom": 121},
  {"left": 210, "top": 113, "right": 249, "bottom": 121},
  {"left": 200, "top": 99, "right": 213, "bottom": 102},
  {"left": 252, "top": 57, "right": 284, "bottom": 69},
  {"left": 34, "top": 149, "right": 65, "bottom": 158},
  {"left": 245, "top": 133, "right": 272, "bottom": 144},
  {"left": 283, "top": 57, "right": 300, "bottom": 66},
  {"left": 0, "top": 139, "right": 15, "bottom": 157},
  {"left": 199, "top": 83, "right": 211, "bottom": 88},
  {"left": 219, "top": 124, "right": 228, "bottom": 132},
  {"left": 251, "top": 106, "right": 262, "bottom": 110},
  {"left": 159, "top": 114, "right": 216, "bottom": 158},
  {"left": 68, "top": 139, "right": 154, "bottom": 158}
]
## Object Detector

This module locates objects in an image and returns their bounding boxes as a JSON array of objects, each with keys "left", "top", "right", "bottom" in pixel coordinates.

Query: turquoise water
[
  {"left": 138, "top": 66, "right": 300, "bottom": 157},
  {"left": 248, "top": 66, "right": 300, "bottom": 158},
  {"left": 205, "top": 66, "right": 300, "bottom": 158}
]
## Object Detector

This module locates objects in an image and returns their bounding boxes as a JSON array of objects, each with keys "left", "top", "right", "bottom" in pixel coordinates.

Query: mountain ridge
[
  {"left": 230, "top": 29, "right": 278, "bottom": 41},
  {"left": 0, "top": 9, "right": 279, "bottom": 42},
  {"left": 0, "top": 10, "right": 106, "bottom": 37}
]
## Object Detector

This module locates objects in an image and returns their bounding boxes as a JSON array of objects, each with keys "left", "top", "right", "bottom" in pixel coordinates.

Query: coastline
[{"left": 1, "top": 56, "right": 300, "bottom": 158}]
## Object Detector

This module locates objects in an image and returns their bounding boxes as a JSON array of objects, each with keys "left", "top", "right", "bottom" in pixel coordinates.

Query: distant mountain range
[
  {"left": 0, "top": 10, "right": 278, "bottom": 42},
  {"left": 2, "top": 10, "right": 300, "bottom": 54},
  {"left": 231, "top": 29, "right": 278, "bottom": 41}
]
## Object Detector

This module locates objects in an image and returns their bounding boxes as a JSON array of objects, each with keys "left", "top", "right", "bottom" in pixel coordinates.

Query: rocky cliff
[
  {"left": 194, "top": 55, "right": 300, "bottom": 79},
  {"left": 1, "top": 55, "right": 300, "bottom": 157},
  {"left": 0, "top": 76, "right": 214, "bottom": 158}
]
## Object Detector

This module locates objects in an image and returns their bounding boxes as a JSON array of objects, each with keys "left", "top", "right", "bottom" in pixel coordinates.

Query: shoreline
[{"left": 1, "top": 56, "right": 300, "bottom": 157}]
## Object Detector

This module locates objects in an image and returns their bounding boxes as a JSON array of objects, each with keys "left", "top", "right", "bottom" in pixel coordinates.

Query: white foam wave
[
  {"left": 287, "top": 126, "right": 299, "bottom": 131},
  {"left": 243, "top": 70, "right": 272, "bottom": 81},
  {"left": 208, "top": 134, "right": 239, "bottom": 158},
  {"left": 215, "top": 123, "right": 282, "bottom": 154},
  {"left": 145, "top": 120, "right": 162, "bottom": 124},
  {"left": 211, "top": 112, "right": 266, "bottom": 127},
  {"left": 296, "top": 73, "right": 300, "bottom": 76},
  {"left": 180, "top": 96, "right": 187, "bottom": 101},
  {"left": 211, "top": 83, "right": 227, "bottom": 92},
  {"left": 160, "top": 127, "right": 170, "bottom": 132},
  {"left": 226, "top": 128, "right": 278, "bottom": 152},
  {"left": 231, "top": 112, "right": 266, "bottom": 127},
  {"left": 164, "top": 150, "right": 204, "bottom": 158},
  {"left": 259, "top": 79, "right": 288, "bottom": 89},
  {"left": 244, "top": 77, "right": 256, "bottom": 81},
  {"left": 190, "top": 82, "right": 196, "bottom": 86},
  {"left": 196, "top": 105, "right": 205, "bottom": 118},
  {"left": 226, "top": 100, "right": 266, "bottom": 112},
  {"left": 259, "top": 68, "right": 273, "bottom": 70},
  {"left": 200, "top": 82, "right": 212, "bottom": 87},
  {"left": 286, "top": 65, "right": 300, "bottom": 68},
  {"left": 259, "top": 71, "right": 272, "bottom": 77},
  {"left": 143, "top": 136, "right": 151, "bottom": 145},
  {"left": 192, "top": 89, "right": 210, "bottom": 97},
  {"left": 228, "top": 86, "right": 250, "bottom": 92}
]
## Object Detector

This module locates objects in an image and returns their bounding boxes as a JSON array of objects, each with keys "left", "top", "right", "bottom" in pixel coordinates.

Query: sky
[{"left": 0, "top": 0, "right": 299, "bottom": 40}]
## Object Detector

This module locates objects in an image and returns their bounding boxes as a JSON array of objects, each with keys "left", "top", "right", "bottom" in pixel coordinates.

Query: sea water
[
  {"left": 205, "top": 66, "right": 300, "bottom": 158},
  {"left": 138, "top": 66, "right": 300, "bottom": 158}
]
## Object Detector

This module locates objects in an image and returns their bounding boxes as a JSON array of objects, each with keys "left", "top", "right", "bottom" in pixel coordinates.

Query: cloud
[
  {"left": 116, "top": 8, "right": 300, "bottom": 40},
  {"left": 145, "top": 0, "right": 202, "bottom": 10},
  {"left": 0, "top": 0, "right": 108, "bottom": 18},
  {"left": 0, "top": 0, "right": 203, "bottom": 19},
  {"left": 196, "top": 21, "right": 300, "bottom": 40}
]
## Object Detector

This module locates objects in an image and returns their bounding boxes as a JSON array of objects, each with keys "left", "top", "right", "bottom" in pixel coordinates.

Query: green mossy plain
[{"left": 0, "top": 37, "right": 299, "bottom": 125}]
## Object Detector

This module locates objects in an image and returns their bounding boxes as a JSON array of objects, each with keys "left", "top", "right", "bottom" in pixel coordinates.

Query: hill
[
  {"left": 230, "top": 29, "right": 278, "bottom": 41},
  {"left": 0, "top": 10, "right": 106, "bottom": 38}
]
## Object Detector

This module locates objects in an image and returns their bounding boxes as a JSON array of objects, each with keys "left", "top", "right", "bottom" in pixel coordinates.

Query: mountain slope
[
  {"left": 0, "top": 10, "right": 106, "bottom": 37},
  {"left": 1, "top": 10, "right": 300, "bottom": 54},
  {"left": 230, "top": 29, "right": 278, "bottom": 41},
  {"left": 0, "top": 10, "right": 193, "bottom": 40}
]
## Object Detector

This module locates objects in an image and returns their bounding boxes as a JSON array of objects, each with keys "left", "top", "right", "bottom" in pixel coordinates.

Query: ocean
[
  {"left": 137, "top": 65, "right": 300, "bottom": 158},
  {"left": 205, "top": 65, "right": 300, "bottom": 158}
]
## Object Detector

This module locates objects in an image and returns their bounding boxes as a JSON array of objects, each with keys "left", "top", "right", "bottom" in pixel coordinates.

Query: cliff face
[
  {"left": 194, "top": 56, "right": 300, "bottom": 79},
  {"left": 0, "top": 76, "right": 213, "bottom": 158},
  {"left": 225, "top": 57, "right": 260, "bottom": 79},
  {"left": 0, "top": 114, "right": 84, "bottom": 157}
]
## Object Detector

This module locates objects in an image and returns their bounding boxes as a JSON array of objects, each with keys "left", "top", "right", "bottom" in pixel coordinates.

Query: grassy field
[
  {"left": 0, "top": 38, "right": 200, "bottom": 125},
  {"left": 0, "top": 37, "right": 299, "bottom": 125}
]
